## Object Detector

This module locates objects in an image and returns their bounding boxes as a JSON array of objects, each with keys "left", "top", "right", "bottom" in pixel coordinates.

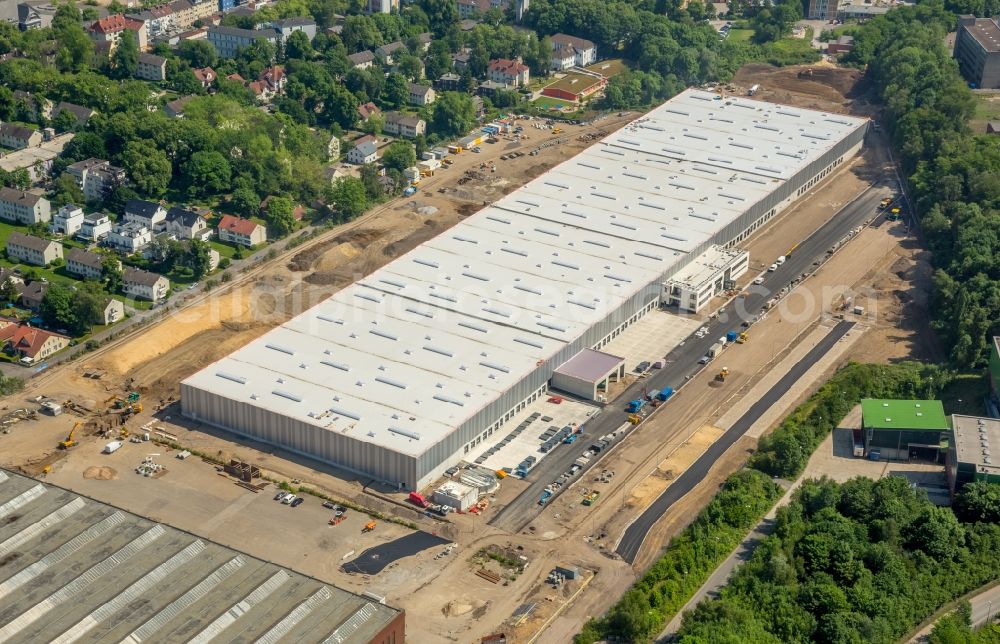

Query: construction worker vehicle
[
  {"left": 878, "top": 197, "right": 893, "bottom": 210},
  {"left": 715, "top": 367, "right": 731, "bottom": 382},
  {"left": 363, "top": 520, "right": 376, "bottom": 533},
  {"left": 736, "top": 332, "right": 749, "bottom": 344},
  {"left": 59, "top": 422, "right": 82, "bottom": 449}
]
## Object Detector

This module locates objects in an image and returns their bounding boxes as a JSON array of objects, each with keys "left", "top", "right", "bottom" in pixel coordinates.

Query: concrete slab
[{"left": 601, "top": 309, "right": 701, "bottom": 373}]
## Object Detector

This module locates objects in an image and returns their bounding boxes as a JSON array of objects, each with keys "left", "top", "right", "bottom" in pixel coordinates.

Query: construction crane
[{"left": 58, "top": 422, "right": 82, "bottom": 449}]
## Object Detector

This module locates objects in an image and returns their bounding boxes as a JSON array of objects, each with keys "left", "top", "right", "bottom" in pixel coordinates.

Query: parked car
[
  {"left": 634, "top": 361, "right": 651, "bottom": 373},
  {"left": 322, "top": 501, "right": 335, "bottom": 509},
  {"left": 291, "top": 497, "right": 304, "bottom": 507}
]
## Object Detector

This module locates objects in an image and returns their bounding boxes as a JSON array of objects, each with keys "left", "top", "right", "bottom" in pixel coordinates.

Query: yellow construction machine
[
  {"left": 58, "top": 422, "right": 82, "bottom": 449},
  {"left": 715, "top": 367, "right": 731, "bottom": 382}
]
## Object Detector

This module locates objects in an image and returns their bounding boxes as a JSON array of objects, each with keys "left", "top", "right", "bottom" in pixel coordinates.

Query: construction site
[{"left": 0, "top": 64, "right": 939, "bottom": 643}]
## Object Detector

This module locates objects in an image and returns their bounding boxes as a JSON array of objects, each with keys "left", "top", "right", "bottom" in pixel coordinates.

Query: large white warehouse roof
[{"left": 183, "top": 89, "right": 867, "bottom": 459}]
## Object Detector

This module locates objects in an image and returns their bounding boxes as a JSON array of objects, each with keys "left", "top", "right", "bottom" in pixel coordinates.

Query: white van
[
  {"left": 768, "top": 263, "right": 778, "bottom": 272},
  {"left": 776, "top": 255, "right": 786, "bottom": 265},
  {"left": 281, "top": 493, "right": 296, "bottom": 504}
]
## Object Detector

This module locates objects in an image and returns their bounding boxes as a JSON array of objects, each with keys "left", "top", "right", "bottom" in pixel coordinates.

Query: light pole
[{"left": 987, "top": 600, "right": 993, "bottom": 624}]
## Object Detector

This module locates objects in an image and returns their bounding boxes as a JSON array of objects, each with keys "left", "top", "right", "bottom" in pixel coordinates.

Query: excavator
[{"left": 58, "top": 422, "right": 82, "bottom": 449}]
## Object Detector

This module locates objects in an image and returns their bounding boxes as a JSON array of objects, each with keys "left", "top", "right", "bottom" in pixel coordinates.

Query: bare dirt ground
[{"left": 732, "top": 63, "right": 871, "bottom": 116}]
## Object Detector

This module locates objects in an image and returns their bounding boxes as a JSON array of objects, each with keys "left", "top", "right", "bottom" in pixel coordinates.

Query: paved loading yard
[{"left": 0, "top": 469, "right": 402, "bottom": 644}]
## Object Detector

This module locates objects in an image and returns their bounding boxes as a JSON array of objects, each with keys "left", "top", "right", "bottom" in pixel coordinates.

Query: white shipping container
[{"left": 103, "top": 441, "right": 122, "bottom": 454}]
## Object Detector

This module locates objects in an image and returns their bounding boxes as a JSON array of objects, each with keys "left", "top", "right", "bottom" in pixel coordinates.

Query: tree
[
  {"left": 50, "top": 173, "right": 85, "bottom": 208},
  {"left": 179, "top": 39, "right": 218, "bottom": 69},
  {"left": 396, "top": 53, "right": 424, "bottom": 81},
  {"left": 419, "top": 0, "right": 458, "bottom": 36},
  {"left": 285, "top": 30, "right": 314, "bottom": 60},
  {"left": 121, "top": 140, "right": 172, "bottom": 197},
  {"left": 52, "top": 108, "right": 80, "bottom": 133},
  {"left": 263, "top": 195, "right": 297, "bottom": 238},
  {"left": 327, "top": 176, "right": 368, "bottom": 221},
  {"left": 102, "top": 255, "right": 123, "bottom": 292},
  {"left": 381, "top": 141, "right": 416, "bottom": 171},
  {"left": 953, "top": 482, "right": 1000, "bottom": 523},
  {"left": 231, "top": 187, "right": 260, "bottom": 216},
  {"left": 431, "top": 91, "right": 476, "bottom": 137},
  {"left": 112, "top": 30, "right": 140, "bottom": 79},
  {"left": 185, "top": 150, "right": 232, "bottom": 195},
  {"left": 185, "top": 239, "right": 213, "bottom": 279},
  {"left": 383, "top": 72, "right": 409, "bottom": 108},
  {"left": 0, "top": 277, "right": 18, "bottom": 304},
  {"left": 341, "top": 15, "right": 383, "bottom": 51},
  {"left": 39, "top": 282, "right": 77, "bottom": 334}
]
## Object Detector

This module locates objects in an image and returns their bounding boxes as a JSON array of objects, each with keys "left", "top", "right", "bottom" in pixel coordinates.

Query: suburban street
[
  {"left": 908, "top": 584, "right": 1000, "bottom": 642},
  {"left": 490, "top": 171, "right": 892, "bottom": 534}
]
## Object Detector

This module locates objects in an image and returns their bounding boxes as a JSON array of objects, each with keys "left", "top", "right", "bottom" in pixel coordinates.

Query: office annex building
[{"left": 182, "top": 90, "right": 868, "bottom": 490}]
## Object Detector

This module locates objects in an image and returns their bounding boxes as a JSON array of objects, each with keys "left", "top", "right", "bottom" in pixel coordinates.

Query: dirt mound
[
  {"left": 732, "top": 63, "right": 864, "bottom": 113},
  {"left": 442, "top": 599, "right": 488, "bottom": 617},
  {"left": 83, "top": 466, "right": 117, "bottom": 480},
  {"left": 287, "top": 229, "right": 383, "bottom": 272}
]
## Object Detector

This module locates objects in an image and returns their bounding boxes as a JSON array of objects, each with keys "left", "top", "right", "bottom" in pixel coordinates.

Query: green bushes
[
  {"left": 575, "top": 469, "right": 782, "bottom": 643},
  {"left": 676, "top": 478, "right": 1000, "bottom": 643}
]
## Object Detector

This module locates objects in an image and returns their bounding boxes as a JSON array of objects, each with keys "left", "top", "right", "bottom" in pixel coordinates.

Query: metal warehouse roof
[
  {"left": 952, "top": 414, "right": 1000, "bottom": 472},
  {"left": 553, "top": 348, "right": 625, "bottom": 383},
  {"left": 0, "top": 469, "right": 401, "bottom": 644},
  {"left": 183, "top": 89, "right": 867, "bottom": 459},
  {"left": 861, "top": 399, "right": 949, "bottom": 431}
]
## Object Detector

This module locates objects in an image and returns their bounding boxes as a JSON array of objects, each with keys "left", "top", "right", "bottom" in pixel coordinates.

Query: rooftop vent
[{"left": 216, "top": 371, "right": 247, "bottom": 384}]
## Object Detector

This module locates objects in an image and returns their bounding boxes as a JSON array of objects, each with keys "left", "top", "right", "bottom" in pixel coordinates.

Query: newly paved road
[
  {"left": 489, "top": 179, "right": 892, "bottom": 534},
  {"left": 908, "top": 583, "right": 1000, "bottom": 642},
  {"left": 341, "top": 531, "right": 450, "bottom": 575},
  {"left": 615, "top": 319, "right": 855, "bottom": 563}
]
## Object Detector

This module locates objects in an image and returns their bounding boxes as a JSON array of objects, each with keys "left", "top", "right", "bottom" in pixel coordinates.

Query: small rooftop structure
[{"left": 551, "top": 348, "right": 625, "bottom": 401}]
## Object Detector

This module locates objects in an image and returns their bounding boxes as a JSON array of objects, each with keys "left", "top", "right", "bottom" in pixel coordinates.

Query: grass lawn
[
  {"left": 939, "top": 373, "right": 991, "bottom": 417},
  {"left": 533, "top": 96, "right": 574, "bottom": 111},
  {"left": 971, "top": 93, "right": 1000, "bottom": 131},
  {"left": 727, "top": 28, "right": 754, "bottom": 42},
  {"left": 209, "top": 240, "right": 238, "bottom": 259}
]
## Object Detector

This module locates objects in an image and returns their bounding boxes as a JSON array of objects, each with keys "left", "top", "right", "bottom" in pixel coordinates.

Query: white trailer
[{"left": 103, "top": 441, "right": 123, "bottom": 454}]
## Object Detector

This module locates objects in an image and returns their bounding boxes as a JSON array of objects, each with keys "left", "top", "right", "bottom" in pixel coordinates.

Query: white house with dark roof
[
  {"left": 0, "top": 123, "right": 42, "bottom": 150},
  {"left": 347, "top": 135, "right": 378, "bottom": 164},
  {"left": 6, "top": 232, "right": 62, "bottom": 266},
  {"left": 124, "top": 198, "right": 167, "bottom": 229},
  {"left": 78, "top": 212, "right": 112, "bottom": 241},
  {"left": 407, "top": 83, "right": 435, "bottom": 105},
  {"left": 550, "top": 33, "right": 597, "bottom": 70},
  {"left": 123, "top": 266, "right": 169, "bottom": 302},
  {"left": 160, "top": 206, "right": 210, "bottom": 239},
  {"left": 66, "top": 247, "right": 116, "bottom": 280},
  {"left": 136, "top": 52, "right": 167, "bottom": 81},
  {"left": 375, "top": 41, "right": 405, "bottom": 65},
  {"left": 348, "top": 50, "right": 375, "bottom": 69},
  {"left": 107, "top": 221, "right": 153, "bottom": 254},
  {"left": 65, "top": 159, "right": 126, "bottom": 201},
  {"left": 383, "top": 112, "right": 426, "bottom": 138},
  {"left": 0, "top": 188, "right": 50, "bottom": 224}
]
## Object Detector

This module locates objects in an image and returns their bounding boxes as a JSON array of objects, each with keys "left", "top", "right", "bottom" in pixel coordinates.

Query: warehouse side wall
[{"left": 181, "top": 382, "right": 419, "bottom": 488}]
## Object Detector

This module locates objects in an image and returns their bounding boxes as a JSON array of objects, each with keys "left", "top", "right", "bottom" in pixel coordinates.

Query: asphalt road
[
  {"left": 340, "top": 531, "right": 450, "bottom": 575},
  {"left": 488, "top": 179, "right": 892, "bottom": 534},
  {"left": 615, "top": 319, "right": 855, "bottom": 563}
]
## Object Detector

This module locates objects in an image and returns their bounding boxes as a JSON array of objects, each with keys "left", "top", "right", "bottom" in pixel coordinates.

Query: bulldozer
[
  {"left": 715, "top": 367, "right": 730, "bottom": 383},
  {"left": 363, "top": 520, "right": 376, "bottom": 533},
  {"left": 58, "top": 421, "right": 82, "bottom": 449}
]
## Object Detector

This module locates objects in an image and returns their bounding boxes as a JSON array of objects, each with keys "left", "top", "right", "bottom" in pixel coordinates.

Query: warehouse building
[
  {"left": 0, "top": 469, "right": 404, "bottom": 643},
  {"left": 861, "top": 399, "right": 951, "bottom": 462},
  {"left": 182, "top": 89, "right": 868, "bottom": 490},
  {"left": 948, "top": 414, "right": 1000, "bottom": 494},
  {"left": 954, "top": 15, "right": 1000, "bottom": 89}
]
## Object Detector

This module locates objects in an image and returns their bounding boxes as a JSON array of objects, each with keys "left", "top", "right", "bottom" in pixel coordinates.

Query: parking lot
[{"left": 601, "top": 310, "right": 701, "bottom": 373}]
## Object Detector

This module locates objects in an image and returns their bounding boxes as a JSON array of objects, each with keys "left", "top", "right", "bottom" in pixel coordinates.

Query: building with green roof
[{"left": 861, "top": 399, "right": 950, "bottom": 462}]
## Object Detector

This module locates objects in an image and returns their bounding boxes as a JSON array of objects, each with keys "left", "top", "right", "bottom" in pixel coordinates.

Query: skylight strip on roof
[
  {"left": 405, "top": 306, "right": 434, "bottom": 318},
  {"left": 423, "top": 345, "right": 453, "bottom": 357},
  {"left": 320, "top": 360, "right": 350, "bottom": 372},
  {"left": 354, "top": 292, "right": 381, "bottom": 303},
  {"left": 316, "top": 315, "right": 344, "bottom": 324},
  {"left": 479, "top": 361, "right": 510, "bottom": 373},
  {"left": 514, "top": 284, "right": 542, "bottom": 295},
  {"left": 458, "top": 321, "right": 487, "bottom": 333},
  {"left": 434, "top": 394, "right": 464, "bottom": 406},
  {"left": 273, "top": 389, "right": 303, "bottom": 403},
  {"left": 514, "top": 337, "right": 543, "bottom": 349},
  {"left": 329, "top": 405, "right": 360, "bottom": 421},
  {"left": 375, "top": 376, "right": 407, "bottom": 389},
  {"left": 266, "top": 343, "right": 294, "bottom": 356},
  {"left": 413, "top": 258, "right": 439, "bottom": 268},
  {"left": 216, "top": 371, "right": 247, "bottom": 384},
  {"left": 389, "top": 427, "right": 421, "bottom": 440}
]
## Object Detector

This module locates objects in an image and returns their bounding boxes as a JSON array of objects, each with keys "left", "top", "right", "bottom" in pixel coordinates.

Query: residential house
[
  {"left": 416, "top": 32, "right": 432, "bottom": 52},
  {"left": 126, "top": 4, "right": 174, "bottom": 39},
  {"left": 217, "top": 214, "right": 266, "bottom": 246},
  {"left": 456, "top": 0, "right": 490, "bottom": 18},
  {"left": 826, "top": 34, "right": 854, "bottom": 55},
  {"left": 365, "top": 0, "right": 398, "bottom": 13},
  {"left": 100, "top": 297, "right": 125, "bottom": 325},
  {"left": 375, "top": 40, "right": 405, "bottom": 65},
  {"left": 124, "top": 199, "right": 167, "bottom": 229},
  {"left": 160, "top": 206, "right": 210, "bottom": 239},
  {"left": 383, "top": 112, "right": 426, "bottom": 138},
  {"left": 407, "top": 83, "right": 435, "bottom": 106},
  {"left": 66, "top": 247, "right": 116, "bottom": 280},
  {"left": 0, "top": 321, "right": 70, "bottom": 363},
  {"left": 55, "top": 101, "right": 95, "bottom": 126},
  {"left": 88, "top": 14, "right": 149, "bottom": 52},
  {"left": 6, "top": 232, "right": 62, "bottom": 266},
  {"left": 136, "top": 52, "right": 167, "bottom": 80},
  {"left": 18, "top": 1, "right": 59, "bottom": 31},
  {"left": 0, "top": 124, "right": 42, "bottom": 150},
  {"left": 549, "top": 33, "right": 596, "bottom": 70},
  {"left": 0, "top": 268, "right": 22, "bottom": 297},
  {"left": 123, "top": 266, "right": 169, "bottom": 302},
  {"left": 49, "top": 204, "right": 85, "bottom": 235},
  {"left": 258, "top": 65, "right": 286, "bottom": 93},
  {"left": 207, "top": 25, "right": 280, "bottom": 59},
  {"left": 0, "top": 188, "right": 50, "bottom": 225},
  {"left": 988, "top": 121, "right": 1000, "bottom": 135},
  {"left": 17, "top": 281, "right": 47, "bottom": 311},
  {"left": 488, "top": 58, "right": 529, "bottom": 87},
  {"left": 452, "top": 50, "right": 470, "bottom": 70},
  {"left": 164, "top": 95, "right": 195, "bottom": 118},
  {"left": 348, "top": 50, "right": 375, "bottom": 69},
  {"left": 459, "top": 19, "right": 477, "bottom": 31},
  {"left": 347, "top": 135, "right": 378, "bottom": 164},
  {"left": 248, "top": 80, "right": 275, "bottom": 103},
  {"left": 265, "top": 16, "right": 316, "bottom": 41},
  {"left": 435, "top": 72, "right": 462, "bottom": 91},
  {"left": 357, "top": 101, "right": 381, "bottom": 122},
  {"left": 77, "top": 212, "right": 113, "bottom": 242},
  {"left": 64, "top": 158, "right": 126, "bottom": 201},
  {"left": 192, "top": 66, "right": 217, "bottom": 88},
  {"left": 107, "top": 222, "right": 153, "bottom": 254}
]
